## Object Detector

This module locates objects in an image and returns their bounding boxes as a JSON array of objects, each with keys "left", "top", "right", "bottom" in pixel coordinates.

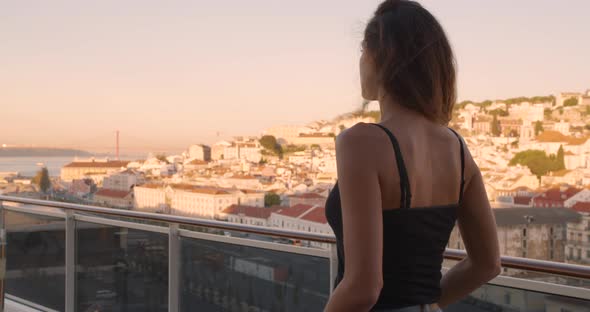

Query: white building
[
  {"left": 103, "top": 170, "right": 144, "bottom": 191},
  {"left": 133, "top": 184, "right": 168, "bottom": 213},
  {"left": 235, "top": 189, "right": 265, "bottom": 207},
  {"left": 211, "top": 141, "right": 232, "bottom": 160},
  {"left": 220, "top": 175, "right": 262, "bottom": 190},
  {"left": 263, "top": 125, "right": 305, "bottom": 144},
  {"left": 187, "top": 144, "right": 211, "bottom": 161},
  {"left": 565, "top": 202, "right": 590, "bottom": 265},
  {"left": 556, "top": 92, "right": 582, "bottom": 107},
  {"left": 564, "top": 189, "right": 590, "bottom": 208},
  {"left": 554, "top": 121, "right": 571, "bottom": 136},
  {"left": 169, "top": 185, "right": 238, "bottom": 219},
  {"left": 220, "top": 204, "right": 283, "bottom": 226},
  {"left": 60, "top": 160, "right": 129, "bottom": 183},
  {"left": 508, "top": 102, "right": 544, "bottom": 122},
  {"left": 268, "top": 204, "right": 331, "bottom": 234},
  {"left": 224, "top": 141, "right": 262, "bottom": 163}
]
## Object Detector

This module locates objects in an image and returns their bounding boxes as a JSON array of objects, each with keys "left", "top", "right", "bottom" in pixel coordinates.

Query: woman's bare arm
[
  {"left": 438, "top": 145, "right": 501, "bottom": 307},
  {"left": 324, "top": 124, "right": 384, "bottom": 312}
]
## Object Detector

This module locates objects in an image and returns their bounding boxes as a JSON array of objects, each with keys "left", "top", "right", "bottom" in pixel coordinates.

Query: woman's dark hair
[{"left": 364, "top": 0, "right": 456, "bottom": 125}]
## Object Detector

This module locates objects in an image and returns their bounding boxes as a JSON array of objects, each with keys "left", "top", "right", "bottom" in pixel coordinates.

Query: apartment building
[
  {"left": 102, "top": 170, "right": 144, "bottom": 191},
  {"left": 61, "top": 160, "right": 129, "bottom": 183},
  {"left": 220, "top": 204, "right": 283, "bottom": 226},
  {"left": 565, "top": 202, "right": 590, "bottom": 265},
  {"left": 187, "top": 144, "right": 211, "bottom": 161},
  {"left": 448, "top": 208, "right": 580, "bottom": 264},
  {"left": 287, "top": 192, "right": 327, "bottom": 207},
  {"left": 94, "top": 188, "right": 133, "bottom": 209}
]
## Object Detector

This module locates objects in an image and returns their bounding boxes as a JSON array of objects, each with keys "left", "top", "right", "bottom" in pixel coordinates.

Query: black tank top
[{"left": 325, "top": 123, "right": 464, "bottom": 310}]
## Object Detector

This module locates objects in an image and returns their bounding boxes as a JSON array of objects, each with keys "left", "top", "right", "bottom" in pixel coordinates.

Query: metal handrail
[
  {"left": 2, "top": 195, "right": 590, "bottom": 280},
  {"left": 0, "top": 195, "right": 336, "bottom": 243}
]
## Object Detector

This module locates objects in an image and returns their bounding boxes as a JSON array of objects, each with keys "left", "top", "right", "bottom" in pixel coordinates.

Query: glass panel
[
  {"left": 76, "top": 222, "right": 168, "bottom": 311},
  {"left": 4, "top": 210, "right": 66, "bottom": 311},
  {"left": 180, "top": 237, "right": 330, "bottom": 312},
  {"left": 446, "top": 283, "right": 590, "bottom": 312}
]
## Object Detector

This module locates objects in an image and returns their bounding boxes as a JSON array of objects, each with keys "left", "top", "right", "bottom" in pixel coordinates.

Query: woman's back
[
  {"left": 373, "top": 120, "right": 464, "bottom": 210},
  {"left": 325, "top": 120, "right": 465, "bottom": 309}
]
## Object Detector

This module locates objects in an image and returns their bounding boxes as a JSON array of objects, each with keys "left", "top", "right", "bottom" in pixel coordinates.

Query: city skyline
[{"left": 2, "top": 0, "right": 589, "bottom": 149}]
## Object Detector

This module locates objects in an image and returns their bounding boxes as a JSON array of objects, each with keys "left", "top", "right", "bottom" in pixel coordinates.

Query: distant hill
[{"left": 0, "top": 147, "right": 92, "bottom": 157}]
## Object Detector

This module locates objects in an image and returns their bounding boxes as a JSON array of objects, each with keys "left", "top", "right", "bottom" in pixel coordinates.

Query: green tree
[
  {"left": 264, "top": 193, "right": 281, "bottom": 207},
  {"left": 491, "top": 114, "right": 501, "bottom": 136},
  {"left": 534, "top": 121, "right": 544, "bottom": 136},
  {"left": 259, "top": 135, "right": 278, "bottom": 151},
  {"left": 488, "top": 108, "right": 509, "bottom": 117},
  {"left": 564, "top": 97, "right": 579, "bottom": 107},
  {"left": 557, "top": 145, "right": 565, "bottom": 170},
  {"left": 259, "top": 135, "right": 283, "bottom": 157},
  {"left": 155, "top": 154, "right": 169, "bottom": 163},
  {"left": 510, "top": 150, "right": 564, "bottom": 177},
  {"left": 33, "top": 167, "right": 51, "bottom": 193}
]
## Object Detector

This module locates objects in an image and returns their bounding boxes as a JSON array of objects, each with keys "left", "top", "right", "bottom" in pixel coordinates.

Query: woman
[{"left": 324, "top": 1, "right": 501, "bottom": 311}]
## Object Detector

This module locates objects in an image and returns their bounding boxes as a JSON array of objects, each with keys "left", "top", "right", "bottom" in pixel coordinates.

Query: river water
[{"left": 0, "top": 156, "right": 76, "bottom": 177}]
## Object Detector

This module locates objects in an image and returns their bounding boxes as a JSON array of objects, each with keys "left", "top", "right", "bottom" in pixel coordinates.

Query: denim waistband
[{"left": 373, "top": 305, "right": 442, "bottom": 312}]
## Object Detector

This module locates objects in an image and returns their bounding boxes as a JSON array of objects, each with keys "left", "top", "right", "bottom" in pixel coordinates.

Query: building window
[
  {"left": 550, "top": 250, "right": 554, "bottom": 259},
  {"left": 586, "top": 250, "right": 590, "bottom": 258},
  {"left": 569, "top": 247, "right": 573, "bottom": 258},
  {"left": 522, "top": 240, "right": 527, "bottom": 248},
  {"left": 522, "top": 251, "right": 526, "bottom": 258},
  {"left": 550, "top": 227, "right": 554, "bottom": 236},
  {"left": 504, "top": 293, "right": 511, "bottom": 305},
  {"left": 522, "top": 228, "right": 527, "bottom": 237},
  {"left": 577, "top": 249, "right": 582, "bottom": 260}
]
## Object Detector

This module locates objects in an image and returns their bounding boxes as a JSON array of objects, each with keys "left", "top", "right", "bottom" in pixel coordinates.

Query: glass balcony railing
[{"left": 1, "top": 195, "right": 589, "bottom": 312}]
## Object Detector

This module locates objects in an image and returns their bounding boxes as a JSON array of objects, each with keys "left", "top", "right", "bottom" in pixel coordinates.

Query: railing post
[
  {"left": 329, "top": 243, "right": 338, "bottom": 293},
  {"left": 65, "top": 210, "right": 76, "bottom": 312},
  {"left": 169, "top": 223, "right": 180, "bottom": 312},
  {"left": 0, "top": 201, "right": 6, "bottom": 311}
]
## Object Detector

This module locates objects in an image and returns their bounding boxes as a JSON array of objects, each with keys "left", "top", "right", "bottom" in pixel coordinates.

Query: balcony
[{"left": 1, "top": 195, "right": 589, "bottom": 312}]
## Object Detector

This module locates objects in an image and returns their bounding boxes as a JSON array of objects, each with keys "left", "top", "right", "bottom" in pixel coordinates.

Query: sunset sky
[{"left": 2, "top": 0, "right": 589, "bottom": 153}]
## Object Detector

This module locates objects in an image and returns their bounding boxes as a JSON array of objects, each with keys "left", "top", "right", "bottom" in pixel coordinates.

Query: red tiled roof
[
  {"left": 536, "top": 131, "right": 587, "bottom": 145},
  {"left": 188, "top": 159, "right": 208, "bottom": 165},
  {"left": 239, "top": 189, "right": 264, "bottom": 194},
  {"left": 300, "top": 206, "right": 328, "bottom": 224},
  {"left": 572, "top": 202, "right": 590, "bottom": 213},
  {"left": 64, "top": 161, "right": 129, "bottom": 168},
  {"left": 513, "top": 196, "right": 533, "bottom": 206},
  {"left": 95, "top": 188, "right": 131, "bottom": 199},
  {"left": 172, "top": 184, "right": 231, "bottom": 195},
  {"left": 222, "top": 205, "right": 280, "bottom": 219},
  {"left": 289, "top": 192, "right": 325, "bottom": 199},
  {"left": 274, "top": 204, "right": 314, "bottom": 218},
  {"left": 230, "top": 175, "right": 257, "bottom": 180},
  {"left": 139, "top": 183, "right": 163, "bottom": 189},
  {"left": 539, "top": 187, "right": 581, "bottom": 201}
]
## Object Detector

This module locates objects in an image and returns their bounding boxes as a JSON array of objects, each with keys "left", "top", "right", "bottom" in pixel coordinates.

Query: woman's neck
[{"left": 378, "top": 96, "right": 428, "bottom": 126}]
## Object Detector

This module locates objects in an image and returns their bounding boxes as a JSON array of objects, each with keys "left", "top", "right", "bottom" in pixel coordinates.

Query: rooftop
[
  {"left": 494, "top": 207, "right": 580, "bottom": 226},
  {"left": 63, "top": 160, "right": 130, "bottom": 168},
  {"left": 95, "top": 188, "right": 131, "bottom": 199},
  {"left": 222, "top": 204, "right": 281, "bottom": 219},
  {"left": 274, "top": 204, "right": 315, "bottom": 218},
  {"left": 299, "top": 206, "right": 328, "bottom": 224}
]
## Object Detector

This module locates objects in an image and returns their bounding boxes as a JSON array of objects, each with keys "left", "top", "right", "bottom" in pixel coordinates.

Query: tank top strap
[
  {"left": 448, "top": 128, "right": 466, "bottom": 205},
  {"left": 371, "top": 123, "right": 412, "bottom": 209}
]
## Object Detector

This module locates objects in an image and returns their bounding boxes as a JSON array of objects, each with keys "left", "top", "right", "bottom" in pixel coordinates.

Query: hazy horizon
[{"left": 2, "top": 0, "right": 589, "bottom": 153}]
